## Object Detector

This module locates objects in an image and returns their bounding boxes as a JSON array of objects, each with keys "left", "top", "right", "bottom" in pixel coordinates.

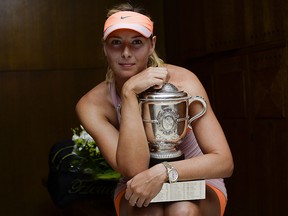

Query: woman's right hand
[
  {"left": 125, "top": 163, "right": 167, "bottom": 208},
  {"left": 122, "top": 67, "right": 169, "bottom": 96}
]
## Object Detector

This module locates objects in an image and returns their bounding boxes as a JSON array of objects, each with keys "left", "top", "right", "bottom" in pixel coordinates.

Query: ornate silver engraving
[{"left": 157, "top": 107, "right": 179, "bottom": 135}]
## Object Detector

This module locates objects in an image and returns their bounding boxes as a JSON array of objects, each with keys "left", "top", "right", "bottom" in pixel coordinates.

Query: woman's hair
[{"left": 104, "top": 2, "right": 165, "bottom": 82}]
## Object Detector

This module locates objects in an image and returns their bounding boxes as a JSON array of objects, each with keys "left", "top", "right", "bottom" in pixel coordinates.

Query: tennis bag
[{"left": 47, "top": 139, "right": 116, "bottom": 208}]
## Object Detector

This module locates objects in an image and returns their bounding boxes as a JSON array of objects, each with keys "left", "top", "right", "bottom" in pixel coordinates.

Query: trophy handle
[{"left": 188, "top": 96, "right": 207, "bottom": 129}]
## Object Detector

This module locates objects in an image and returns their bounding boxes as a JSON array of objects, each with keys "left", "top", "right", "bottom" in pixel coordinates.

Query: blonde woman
[{"left": 76, "top": 3, "right": 233, "bottom": 216}]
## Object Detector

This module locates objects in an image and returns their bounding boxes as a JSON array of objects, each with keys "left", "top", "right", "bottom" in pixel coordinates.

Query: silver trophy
[{"left": 139, "top": 83, "right": 207, "bottom": 165}]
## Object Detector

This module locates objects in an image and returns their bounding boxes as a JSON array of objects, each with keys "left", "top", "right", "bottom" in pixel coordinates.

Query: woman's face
[{"left": 104, "top": 29, "right": 155, "bottom": 81}]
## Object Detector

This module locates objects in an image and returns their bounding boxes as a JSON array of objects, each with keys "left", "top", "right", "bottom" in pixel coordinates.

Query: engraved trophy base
[
  {"left": 149, "top": 150, "right": 185, "bottom": 167},
  {"left": 149, "top": 149, "right": 206, "bottom": 203},
  {"left": 151, "top": 180, "right": 206, "bottom": 203}
]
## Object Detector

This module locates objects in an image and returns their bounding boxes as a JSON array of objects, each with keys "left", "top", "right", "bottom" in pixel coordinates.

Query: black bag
[{"left": 47, "top": 140, "right": 117, "bottom": 208}]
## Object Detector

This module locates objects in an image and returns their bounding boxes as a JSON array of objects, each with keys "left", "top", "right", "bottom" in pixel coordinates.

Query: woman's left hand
[{"left": 125, "top": 163, "right": 167, "bottom": 207}]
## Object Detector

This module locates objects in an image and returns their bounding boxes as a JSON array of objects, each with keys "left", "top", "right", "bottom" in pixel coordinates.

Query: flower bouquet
[
  {"left": 71, "top": 125, "right": 121, "bottom": 181},
  {"left": 47, "top": 125, "right": 120, "bottom": 208}
]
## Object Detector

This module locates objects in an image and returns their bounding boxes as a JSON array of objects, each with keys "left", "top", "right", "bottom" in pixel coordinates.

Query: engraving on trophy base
[
  {"left": 149, "top": 149, "right": 185, "bottom": 166},
  {"left": 150, "top": 149, "right": 183, "bottom": 159},
  {"left": 151, "top": 180, "right": 206, "bottom": 203}
]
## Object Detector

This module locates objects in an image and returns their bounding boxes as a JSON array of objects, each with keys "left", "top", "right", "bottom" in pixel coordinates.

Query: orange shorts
[
  {"left": 114, "top": 184, "right": 227, "bottom": 216},
  {"left": 207, "top": 184, "right": 227, "bottom": 216}
]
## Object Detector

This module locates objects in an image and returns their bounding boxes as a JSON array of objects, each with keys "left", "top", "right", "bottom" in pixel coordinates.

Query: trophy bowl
[{"left": 139, "top": 83, "right": 207, "bottom": 164}]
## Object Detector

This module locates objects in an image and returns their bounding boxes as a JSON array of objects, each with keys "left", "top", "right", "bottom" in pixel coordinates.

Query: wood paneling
[
  {"left": 250, "top": 49, "right": 286, "bottom": 118},
  {"left": 0, "top": 69, "right": 105, "bottom": 215},
  {"left": 243, "top": 0, "right": 285, "bottom": 46},
  {"left": 164, "top": 0, "right": 286, "bottom": 63},
  {"left": 0, "top": 0, "right": 108, "bottom": 70},
  {"left": 0, "top": 0, "right": 166, "bottom": 71},
  {"left": 165, "top": 1, "right": 288, "bottom": 215},
  {"left": 0, "top": 0, "right": 166, "bottom": 215},
  {"left": 1, "top": 0, "right": 288, "bottom": 215},
  {"left": 203, "top": 0, "right": 245, "bottom": 53},
  {"left": 185, "top": 47, "right": 288, "bottom": 216},
  {"left": 214, "top": 56, "right": 247, "bottom": 118}
]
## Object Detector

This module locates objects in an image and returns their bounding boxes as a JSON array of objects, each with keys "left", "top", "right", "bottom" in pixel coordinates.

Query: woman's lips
[
  {"left": 119, "top": 63, "right": 135, "bottom": 67},
  {"left": 119, "top": 63, "right": 135, "bottom": 68}
]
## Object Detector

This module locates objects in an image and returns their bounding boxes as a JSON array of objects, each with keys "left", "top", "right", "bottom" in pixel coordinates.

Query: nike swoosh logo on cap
[{"left": 121, "top": 16, "right": 131, "bottom": 19}]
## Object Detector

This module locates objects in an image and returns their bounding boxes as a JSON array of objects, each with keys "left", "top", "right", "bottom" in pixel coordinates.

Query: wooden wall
[
  {"left": 2, "top": 0, "right": 287, "bottom": 215},
  {"left": 0, "top": 0, "right": 165, "bottom": 215},
  {"left": 164, "top": 0, "right": 288, "bottom": 215}
]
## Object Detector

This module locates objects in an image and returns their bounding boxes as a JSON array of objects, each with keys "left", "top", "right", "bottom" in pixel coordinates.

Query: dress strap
[{"left": 109, "top": 80, "right": 121, "bottom": 123}]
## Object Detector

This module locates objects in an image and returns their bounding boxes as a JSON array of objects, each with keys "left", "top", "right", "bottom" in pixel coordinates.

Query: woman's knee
[
  {"left": 120, "top": 201, "right": 164, "bottom": 216},
  {"left": 165, "top": 201, "right": 201, "bottom": 216}
]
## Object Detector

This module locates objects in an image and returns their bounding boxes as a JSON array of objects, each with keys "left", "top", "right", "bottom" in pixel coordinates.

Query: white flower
[
  {"left": 79, "top": 130, "right": 94, "bottom": 143},
  {"left": 72, "top": 125, "right": 98, "bottom": 157},
  {"left": 72, "top": 134, "right": 80, "bottom": 142},
  {"left": 95, "top": 146, "right": 100, "bottom": 154}
]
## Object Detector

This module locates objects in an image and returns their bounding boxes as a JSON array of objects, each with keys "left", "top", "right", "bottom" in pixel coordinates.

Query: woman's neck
[{"left": 114, "top": 79, "right": 124, "bottom": 98}]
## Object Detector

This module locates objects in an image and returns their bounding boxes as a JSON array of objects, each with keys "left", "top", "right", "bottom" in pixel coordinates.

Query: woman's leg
[
  {"left": 115, "top": 185, "right": 225, "bottom": 216},
  {"left": 164, "top": 185, "right": 221, "bottom": 216},
  {"left": 119, "top": 197, "right": 164, "bottom": 216},
  {"left": 115, "top": 189, "right": 164, "bottom": 216}
]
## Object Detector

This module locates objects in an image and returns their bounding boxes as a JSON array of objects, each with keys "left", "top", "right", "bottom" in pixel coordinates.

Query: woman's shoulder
[
  {"left": 164, "top": 64, "right": 205, "bottom": 95},
  {"left": 165, "top": 63, "right": 186, "bottom": 71},
  {"left": 76, "top": 80, "right": 119, "bottom": 125},
  {"left": 165, "top": 64, "right": 197, "bottom": 77},
  {"left": 76, "top": 81, "right": 113, "bottom": 112},
  {"left": 80, "top": 81, "right": 107, "bottom": 100},
  {"left": 165, "top": 64, "right": 199, "bottom": 82}
]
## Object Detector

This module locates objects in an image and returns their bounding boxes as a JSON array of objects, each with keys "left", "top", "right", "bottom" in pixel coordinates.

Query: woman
[{"left": 76, "top": 3, "right": 234, "bottom": 216}]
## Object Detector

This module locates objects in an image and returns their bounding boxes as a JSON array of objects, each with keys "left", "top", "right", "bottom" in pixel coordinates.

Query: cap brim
[{"left": 103, "top": 23, "right": 152, "bottom": 40}]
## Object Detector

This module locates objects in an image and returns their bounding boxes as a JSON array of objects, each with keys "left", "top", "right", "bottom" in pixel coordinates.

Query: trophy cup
[
  {"left": 139, "top": 83, "right": 207, "bottom": 166},
  {"left": 139, "top": 83, "right": 207, "bottom": 202}
]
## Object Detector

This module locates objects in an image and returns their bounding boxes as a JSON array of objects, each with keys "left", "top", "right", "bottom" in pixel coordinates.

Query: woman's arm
[
  {"left": 116, "top": 84, "right": 150, "bottom": 177},
  {"left": 116, "top": 67, "right": 170, "bottom": 177},
  {"left": 76, "top": 82, "right": 121, "bottom": 171},
  {"left": 76, "top": 67, "right": 170, "bottom": 178},
  {"left": 166, "top": 64, "right": 234, "bottom": 180}
]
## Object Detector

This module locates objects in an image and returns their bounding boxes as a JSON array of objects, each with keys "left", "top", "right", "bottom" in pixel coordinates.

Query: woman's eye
[
  {"left": 132, "top": 39, "right": 143, "bottom": 45},
  {"left": 111, "top": 40, "right": 121, "bottom": 45}
]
